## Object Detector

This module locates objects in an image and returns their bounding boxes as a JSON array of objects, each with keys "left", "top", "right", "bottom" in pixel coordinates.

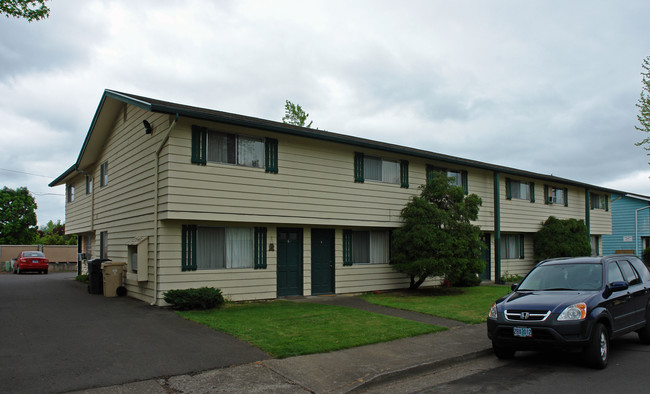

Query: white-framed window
[
  {"left": 545, "top": 185, "right": 568, "bottom": 206},
  {"left": 344, "top": 229, "right": 390, "bottom": 264},
  {"left": 85, "top": 175, "right": 93, "bottom": 195},
  {"left": 363, "top": 156, "right": 400, "bottom": 184},
  {"left": 207, "top": 131, "right": 264, "bottom": 169},
  {"left": 500, "top": 234, "right": 524, "bottom": 259},
  {"left": 67, "top": 185, "right": 75, "bottom": 202},
  {"left": 196, "top": 226, "right": 254, "bottom": 269},
  {"left": 100, "top": 162, "right": 108, "bottom": 187},
  {"left": 551, "top": 188, "right": 564, "bottom": 205}
]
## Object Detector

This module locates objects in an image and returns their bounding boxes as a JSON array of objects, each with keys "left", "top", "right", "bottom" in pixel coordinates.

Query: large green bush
[
  {"left": 533, "top": 216, "right": 591, "bottom": 261},
  {"left": 163, "top": 287, "right": 225, "bottom": 310}
]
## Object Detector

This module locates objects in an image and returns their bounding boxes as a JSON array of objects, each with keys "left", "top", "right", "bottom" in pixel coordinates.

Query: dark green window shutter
[
  {"left": 529, "top": 182, "right": 535, "bottom": 203},
  {"left": 191, "top": 126, "right": 207, "bottom": 165},
  {"left": 264, "top": 138, "right": 278, "bottom": 174},
  {"left": 343, "top": 230, "right": 353, "bottom": 266},
  {"left": 605, "top": 195, "right": 609, "bottom": 211},
  {"left": 505, "top": 178, "right": 512, "bottom": 200},
  {"left": 519, "top": 234, "right": 525, "bottom": 259},
  {"left": 564, "top": 188, "right": 569, "bottom": 207},
  {"left": 590, "top": 193, "right": 595, "bottom": 210},
  {"left": 461, "top": 170, "right": 468, "bottom": 194},
  {"left": 354, "top": 152, "right": 364, "bottom": 183},
  {"left": 544, "top": 185, "right": 549, "bottom": 204},
  {"left": 182, "top": 225, "right": 198, "bottom": 271},
  {"left": 400, "top": 160, "right": 409, "bottom": 189},
  {"left": 426, "top": 165, "right": 433, "bottom": 184},
  {"left": 254, "top": 227, "right": 267, "bottom": 269}
]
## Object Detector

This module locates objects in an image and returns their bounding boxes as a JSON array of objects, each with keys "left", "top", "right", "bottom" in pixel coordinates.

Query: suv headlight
[
  {"left": 557, "top": 302, "right": 587, "bottom": 321},
  {"left": 488, "top": 303, "right": 498, "bottom": 320}
]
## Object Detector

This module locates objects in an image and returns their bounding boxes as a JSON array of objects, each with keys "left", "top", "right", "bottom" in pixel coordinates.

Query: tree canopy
[
  {"left": 34, "top": 220, "right": 76, "bottom": 245},
  {"left": 635, "top": 55, "right": 650, "bottom": 160},
  {"left": 282, "top": 100, "right": 313, "bottom": 128},
  {"left": 0, "top": 186, "right": 38, "bottom": 244},
  {"left": 533, "top": 216, "right": 592, "bottom": 261},
  {"left": 0, "top": 0, "right": 50, "bottom": 22},
  {"left": 391, "top": 171, "right": 484, "bottom": 289}
]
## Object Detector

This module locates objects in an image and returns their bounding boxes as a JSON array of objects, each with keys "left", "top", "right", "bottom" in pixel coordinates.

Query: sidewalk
[{"left": 71, "top": 296, "right": 492, "bottom": 394}]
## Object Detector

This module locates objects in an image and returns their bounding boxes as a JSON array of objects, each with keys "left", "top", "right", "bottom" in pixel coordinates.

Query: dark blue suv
[{"left": 487, "top": 255, "right": 650, "bottom": 368}]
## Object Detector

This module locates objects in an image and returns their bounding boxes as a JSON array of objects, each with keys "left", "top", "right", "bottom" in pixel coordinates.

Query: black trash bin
[{"left": 87, "top": 259, "right": 111, "bottom": 294}]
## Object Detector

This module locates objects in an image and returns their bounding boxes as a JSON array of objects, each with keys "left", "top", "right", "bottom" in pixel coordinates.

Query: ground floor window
[
  {"left": 343, "top": 229, "right": 390, "bottom": 265},
  {"left": 182, "top": 225, "right": 266, "bottom": 271},
  {"left": 500, "top": 234, "right": 524, "bottom": 259}
]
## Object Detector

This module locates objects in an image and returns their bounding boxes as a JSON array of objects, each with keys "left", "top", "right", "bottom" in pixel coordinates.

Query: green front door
[
  {"left": 480, "top": 234, "right": 491, "bottom": 280},
  {"left": 277, "top": 228, "right": 303, "bottom": 297},
  {"left": 311, "top": 228, "right": 335, "bottom": 295}
]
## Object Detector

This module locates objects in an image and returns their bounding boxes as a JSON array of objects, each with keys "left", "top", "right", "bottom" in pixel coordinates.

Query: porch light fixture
[{"left": 143, "top": 120, "right": 153, "bottom": 134}]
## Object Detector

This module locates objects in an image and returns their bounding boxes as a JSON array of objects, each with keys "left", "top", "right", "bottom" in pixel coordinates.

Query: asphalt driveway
[{"left": 0, "top": 272, "right": 269, "bottom": 394}]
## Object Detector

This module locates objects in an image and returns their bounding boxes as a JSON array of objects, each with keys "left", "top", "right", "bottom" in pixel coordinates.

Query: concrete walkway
[{"left": 72, "top": 294, "right": 492, "bottom": 393}]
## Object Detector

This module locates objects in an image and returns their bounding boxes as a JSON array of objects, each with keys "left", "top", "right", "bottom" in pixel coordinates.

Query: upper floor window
[
  {"left": 506, "top": 178, "right": 535, "bottom": 202},
  {"left": 354, "top": 152, "right": 408, "bottom": 188},
  {"left": 426, "top": 165, "right": 468, "bottom": 194},
  {"left": 544, "top": 185, "right": 568, "bottom": 206},
  {"left": 191, "top": 125, "right": 278, "bottom": 173},
  {"left": 67, "top": 185, "right": 75, "bottom": 202},
  {"left": 85, "top": 175, "right": 93, "bottom": 195},
  {"left": 100, "top": 162, "right": 108, "bottom": 187},
  {"left": 590, "top": 193, "right": 609, "bottom": 211}
]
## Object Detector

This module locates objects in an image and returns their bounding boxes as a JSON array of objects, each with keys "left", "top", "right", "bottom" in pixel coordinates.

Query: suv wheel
[{"left": 584, "top": 322, "right": 608, "bottom": 369}]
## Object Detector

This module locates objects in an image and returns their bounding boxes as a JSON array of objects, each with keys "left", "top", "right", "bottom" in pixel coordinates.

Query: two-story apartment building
[
  {"left": 50, "top": 90, "right": 615, "bottom": 305},
  {"left": 602, "top": 193, "right": 650, "bottom": 257}
]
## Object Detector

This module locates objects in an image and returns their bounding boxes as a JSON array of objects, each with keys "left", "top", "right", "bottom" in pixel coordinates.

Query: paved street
[
  {"left": 0, "top": 272, "right": 269, "bottom": 394},
  {"left": 356, "top": 332, "right": 650, "bottom": 393}
]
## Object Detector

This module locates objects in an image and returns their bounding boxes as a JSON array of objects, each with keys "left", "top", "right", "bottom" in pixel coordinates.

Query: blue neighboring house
[{"left": 602, "top": 193, "right": 650, "bottom": 257}]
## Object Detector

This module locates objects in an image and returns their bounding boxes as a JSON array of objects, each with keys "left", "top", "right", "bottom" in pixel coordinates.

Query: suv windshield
[{"left": 518, "top": 263, "right": 602, "bottom": 291}]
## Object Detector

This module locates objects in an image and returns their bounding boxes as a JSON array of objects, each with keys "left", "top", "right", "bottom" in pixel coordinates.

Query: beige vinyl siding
[
  {"left": 500, "top": 179, "right": 586, "bottom": 233},
  {"left": 64, "top": 174, "right": 93, "bottom": 233},
  {"left": 161, "top": 122, "right": 417, "bottom": 227},
  {"left": 82, "top": 105, "right": 173, "bottom": 303},
  {"left": 590, "top": 204, "right": 612, "bottom": 235}
]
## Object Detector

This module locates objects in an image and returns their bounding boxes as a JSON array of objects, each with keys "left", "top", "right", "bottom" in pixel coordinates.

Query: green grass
[
  {"left": 361, "top": 285, "right": 511, "bottom": 324},
  {"left": 178, "top": 300, "right": 445, "bottom": 358}
]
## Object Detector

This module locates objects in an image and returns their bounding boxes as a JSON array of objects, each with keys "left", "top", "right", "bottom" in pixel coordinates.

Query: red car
[{"left": 13, "top": 251, "right": 49, "bottom": 274}]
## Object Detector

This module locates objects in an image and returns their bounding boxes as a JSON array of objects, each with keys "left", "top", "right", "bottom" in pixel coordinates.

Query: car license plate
[
  {"left": 513, "top": 327, "right": 532, "bottom": 338},
  {"left": 32, "top": 260, "right": 39, "bottom": 263}
]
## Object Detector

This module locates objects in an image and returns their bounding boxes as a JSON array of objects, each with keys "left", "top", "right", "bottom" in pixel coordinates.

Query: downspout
[
  {"left": 493, "top": 171, "right": 501, "bottom": 284},
  {"left": 151, "top": 113, "right": 179, "bottom": 306}
]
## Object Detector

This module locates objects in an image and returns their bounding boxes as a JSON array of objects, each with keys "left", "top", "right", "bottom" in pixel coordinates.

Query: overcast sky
[{"left": 1, "top": 0, "right": 649, "bottom": 226}]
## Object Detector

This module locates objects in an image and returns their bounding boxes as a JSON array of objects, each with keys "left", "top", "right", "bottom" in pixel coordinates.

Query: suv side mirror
[
  {"left": 511, "top": 283, "right": 519, "bottom": 291},
  {"left": 609, "top": 281, "right": 629, "bottom": 292}
]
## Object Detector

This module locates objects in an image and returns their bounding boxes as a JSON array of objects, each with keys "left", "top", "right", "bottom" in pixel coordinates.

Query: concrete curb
[{"left": 347, "top": 348, "right": 493, "bottom": 392}]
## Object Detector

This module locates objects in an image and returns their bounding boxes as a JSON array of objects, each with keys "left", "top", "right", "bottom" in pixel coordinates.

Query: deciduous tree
[
  {"left": 0, "top": 186, "right": 38, "bottom": 244},
  {"left": 0, "top": 0, "right": 50, "bottom": 22},
  {"left": 635, "top": 55, "right": 650, "bottom": 160},
  {"left": 391, "top": 172, "right": 484, "bottom": 289},
  {"left": 282, "top": 100, "right": 313, "bottom": 128},
  {"left": 35, "top": 220, "right": 76, "bottom": 245}
]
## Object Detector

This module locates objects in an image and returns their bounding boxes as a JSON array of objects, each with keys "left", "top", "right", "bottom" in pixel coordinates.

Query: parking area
[{"left": 0, "top": 272, "right": 269, "bottom": 394}]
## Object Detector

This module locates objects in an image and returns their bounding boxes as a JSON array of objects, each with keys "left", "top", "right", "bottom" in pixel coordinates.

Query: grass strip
[
  {"left": 361, "top": 285, "right": 511, "bottom": 324},
  {"left": 178, "top": 300, "right": 445, "bottom": 358}
]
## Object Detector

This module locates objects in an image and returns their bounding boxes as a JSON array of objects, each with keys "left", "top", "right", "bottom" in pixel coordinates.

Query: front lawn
[
  {"left": 178, "top": 300, "right": 445, "bottom": 358},
  {"left": 361, "top": 285, "right": 511, "bottom": 324}
]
